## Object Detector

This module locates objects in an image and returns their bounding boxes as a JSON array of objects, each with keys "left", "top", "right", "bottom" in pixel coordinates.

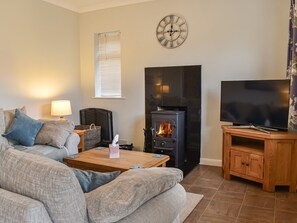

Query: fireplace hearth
[{"left": 144, "top": 65, "right": 201, "bottom": 174}]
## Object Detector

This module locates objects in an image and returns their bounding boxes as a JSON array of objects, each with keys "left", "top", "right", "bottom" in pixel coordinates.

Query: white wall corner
[{"left": 199, "top": 158, "right": 222, "bottom": 167}]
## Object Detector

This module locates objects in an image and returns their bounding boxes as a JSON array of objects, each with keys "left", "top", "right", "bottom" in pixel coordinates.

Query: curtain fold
[{"left": 287, "top": 0, "right": 297, "bottom": 130}]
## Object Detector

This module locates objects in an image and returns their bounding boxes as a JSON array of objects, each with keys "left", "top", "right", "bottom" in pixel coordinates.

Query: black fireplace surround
[{"left": 144, "top": 65, "right": 201, "bottom": 174}]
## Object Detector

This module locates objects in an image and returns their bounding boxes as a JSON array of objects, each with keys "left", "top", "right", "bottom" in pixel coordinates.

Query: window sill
[{"left": 92, "top": 96, "right": 126, "bottom": 100}]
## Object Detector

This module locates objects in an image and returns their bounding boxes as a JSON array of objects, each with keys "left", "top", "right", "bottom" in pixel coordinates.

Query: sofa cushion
[
  {"left": 72, "top": 168, "right": 120, "bottom": 193},
  {"left": 35, "top": 120, "right": 75, "bottom": 149},
  {"left": 0, "top": 147, "right": 89, "bottom": 223},
  {"left": 86, "top": 167, "right": 183, "bottom": 223},
  {"left": 2, "top": 109, "right": 43, "bottom": 146},
  {"left": 4, "top": 106, "right": 26, "bottom": 132},
  {"left": 13, "top": 144, "right": 69, "bottom": 162}
]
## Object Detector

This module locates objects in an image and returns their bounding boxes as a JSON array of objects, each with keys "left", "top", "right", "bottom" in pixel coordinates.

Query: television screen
[{"left": 220, "top": 79, "right": 290, "bottom": 130}]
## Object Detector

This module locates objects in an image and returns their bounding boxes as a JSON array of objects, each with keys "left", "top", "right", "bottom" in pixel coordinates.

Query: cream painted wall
[
  {"left": 0, "top": 0, "right": 82, "bottom": 122},
  {"left": 80, "top": 0, "right": 289, "bottom": 162}
]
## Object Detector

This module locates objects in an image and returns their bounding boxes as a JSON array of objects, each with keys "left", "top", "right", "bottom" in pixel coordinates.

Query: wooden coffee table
[{"left": 64, "top": 148, "right": 170, "bottom": 173}]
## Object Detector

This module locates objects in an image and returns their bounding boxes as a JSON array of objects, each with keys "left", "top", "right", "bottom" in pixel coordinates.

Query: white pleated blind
[{"left": 95, "top": 31, "right": 121, "bottom": 97}]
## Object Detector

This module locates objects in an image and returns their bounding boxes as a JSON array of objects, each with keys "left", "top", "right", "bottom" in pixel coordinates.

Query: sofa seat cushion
[
  {"left": 35, "top": 120, "right": 75, "bottom": 149},
  {"left": 0, "top": 147, "right": 89, "bottom": 223},
  {"left": 2, "top": 109, "right": 43, "bottom": 146},
  {"left": 86, "top": 167, "right": 183, "bottom": 223},
  {"left": 0, "top": 188, "right": 52, "bottom": 223},
  {"left": 13, "top": 144, "right": 69, "bottom": 162}
]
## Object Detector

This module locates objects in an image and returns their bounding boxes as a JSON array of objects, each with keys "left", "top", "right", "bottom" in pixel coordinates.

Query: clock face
[{"left": 156, "top": 14, "right": 188, "bottom": 49}]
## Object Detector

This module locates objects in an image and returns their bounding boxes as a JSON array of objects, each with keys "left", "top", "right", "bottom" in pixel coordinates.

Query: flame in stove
[{"left": 156, "top": 121, "right": 172, "bottom": 138}]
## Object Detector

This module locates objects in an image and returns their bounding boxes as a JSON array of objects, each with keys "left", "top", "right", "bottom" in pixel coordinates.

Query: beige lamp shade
[{"left": 51, "top": 100, "right": 72, "bottom": 120}]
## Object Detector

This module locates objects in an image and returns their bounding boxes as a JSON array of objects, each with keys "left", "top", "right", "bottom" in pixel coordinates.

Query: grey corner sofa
[
  {"left": 0, "top": 107, "right": 79, "bottom": 161},
  {"left": 0, "top": 146, "right": 186, "bottom": 223}
]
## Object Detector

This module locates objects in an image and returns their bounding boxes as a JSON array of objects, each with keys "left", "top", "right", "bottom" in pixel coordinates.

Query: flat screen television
[{"left": 220, "top": 79, "right": 290, "bottom": 131}]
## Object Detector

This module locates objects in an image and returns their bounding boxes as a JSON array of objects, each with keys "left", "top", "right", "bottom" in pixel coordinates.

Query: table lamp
[{"left": 51, "top": 100, "right": 72, "bottom": 121}]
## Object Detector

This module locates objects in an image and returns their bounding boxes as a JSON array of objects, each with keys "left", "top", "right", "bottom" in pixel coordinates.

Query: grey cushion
[
  {"left": 4, "top": 106, "right": 26, "bottom": 132},
  {"left": 86, "top": 167, "right": 183, "bottom": 223},
  {"left": 35, "top": 120, "right": 75, "bottom": 149},
  {"left": 0, "top": 147, "right": 89, "bottom": 223},
  {"left": 72, "top": 168, "right": 120, "bottom": 193},
  {"left": 3, "top": 109, "right": 44, "bottom": 146}
]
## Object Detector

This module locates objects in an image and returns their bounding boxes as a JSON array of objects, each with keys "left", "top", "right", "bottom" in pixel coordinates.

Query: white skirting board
[{"left": 199, "top": 158, "right": 222, "bottom": 167}]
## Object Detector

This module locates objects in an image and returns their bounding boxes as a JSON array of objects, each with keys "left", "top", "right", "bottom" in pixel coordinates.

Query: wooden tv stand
[{"left": 222, "top": 125, "right": 297, "bottom": 192}]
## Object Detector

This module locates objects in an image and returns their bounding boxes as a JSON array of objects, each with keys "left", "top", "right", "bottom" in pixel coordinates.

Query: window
[{"left": 94, "top": 31, "right": 121, "bottom": 98}]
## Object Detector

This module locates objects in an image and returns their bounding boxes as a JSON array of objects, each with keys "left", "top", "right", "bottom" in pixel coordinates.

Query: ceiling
[{"left": 42, "top": 0, "right": 157, "bottom": 13}]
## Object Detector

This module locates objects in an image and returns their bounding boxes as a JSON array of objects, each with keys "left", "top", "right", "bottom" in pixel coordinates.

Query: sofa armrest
[
  {"left": 65, "top": 132, "right": 80, "bottom": 155},
  {"left": 86, "top": 167, "right": 183, "bottom": 223},
  {"left": 0, "top": 188, "right": 52, "bottom": 223}
]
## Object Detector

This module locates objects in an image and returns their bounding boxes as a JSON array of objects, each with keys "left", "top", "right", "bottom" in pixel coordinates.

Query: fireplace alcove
[{"left": 144, "top": 65, "right": 201, "bottom": 174}]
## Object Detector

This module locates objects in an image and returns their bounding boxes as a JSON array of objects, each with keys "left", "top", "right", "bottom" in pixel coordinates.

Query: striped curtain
[{"left": 287, "top": 0, "right": 297, "bottom": 130}]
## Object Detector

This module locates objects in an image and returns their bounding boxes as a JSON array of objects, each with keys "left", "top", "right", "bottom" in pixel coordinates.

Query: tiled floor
[{"left": 181, "top": 165, "right": 297, "bottom": 223}]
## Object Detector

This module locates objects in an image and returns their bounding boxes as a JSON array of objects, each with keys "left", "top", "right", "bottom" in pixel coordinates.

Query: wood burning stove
[{"left": 151, "top": 110, "right": 185, "bottom": 168}]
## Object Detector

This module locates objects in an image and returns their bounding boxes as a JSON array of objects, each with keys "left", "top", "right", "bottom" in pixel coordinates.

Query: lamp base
[{"left": 59, "top": 116, "right": 66, "bottom": 121}]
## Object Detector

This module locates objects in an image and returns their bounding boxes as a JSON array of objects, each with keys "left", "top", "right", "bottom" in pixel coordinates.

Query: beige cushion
[
  {"left": 0, "top": 147, "right": 88, "bottom": 223},
  {"left": 35, "top": 120, "right": 75, "bottom": 149},
  {"left": 86, "top": 167, "right": 183, "bottom": 223},
  {"left": 4, "top": 106, "right": 26, "bottom": 132}
]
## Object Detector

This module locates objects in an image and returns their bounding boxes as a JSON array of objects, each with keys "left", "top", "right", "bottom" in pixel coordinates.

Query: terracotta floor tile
[
  {"left": 276, "top": 199, "right": 297, "bottom": 213},
  {"left": 276, "top": 192, "right": 297, "bottom": 201},
  {"left": 193, "top": 177, "right": 223, "bottom": 189},
  {"left": 246, "top": 184, "right": 275, "bottom": 198},
  {"left": 199, "top": 166, "right": 224, "bottom": 180},
  {"left": 275, "top": 210, "right": 297, "bottom": 223},
  {"left": 198, "top": 214, "right": 236, "bottom": 223},
  {"left": 213, "top": 191, "right": 245, "bottom": 204},
  {"left": 236, "top": 217, "right": 274, "bottom": 223},
  {"left": 219, "top": 179, "right": 247, "bottom": 194},
  {"left": 238, "top": 205, "right": 274, "bottom": 222},
  {"left": 203, "top": 200, "right": 241, "bottom": 218},
  {"left": 243, "top": 194, "right": 275, "bottom": 210}
]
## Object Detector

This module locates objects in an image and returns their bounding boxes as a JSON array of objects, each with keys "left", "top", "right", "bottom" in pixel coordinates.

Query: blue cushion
[
  {"left": 72, "top": 168, "right": 120, "bottom": 193},
  {"left": 2, "top": 109, "right": 43, "bottom": 146}
]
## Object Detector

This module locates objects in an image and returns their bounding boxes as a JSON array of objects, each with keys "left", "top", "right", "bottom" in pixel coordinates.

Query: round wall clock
[{"left": 156, "top": 14, "right": 188, "bottom": 49}]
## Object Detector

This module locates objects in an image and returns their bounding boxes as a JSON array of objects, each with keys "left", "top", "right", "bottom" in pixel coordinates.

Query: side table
[{"left": 73, "top": 129, "right": 86, "bottom": 152}]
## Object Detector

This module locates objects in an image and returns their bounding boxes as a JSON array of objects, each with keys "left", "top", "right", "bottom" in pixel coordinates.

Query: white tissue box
[{"left": 109, "top": 144, "right": 120, "bottom": 158}]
